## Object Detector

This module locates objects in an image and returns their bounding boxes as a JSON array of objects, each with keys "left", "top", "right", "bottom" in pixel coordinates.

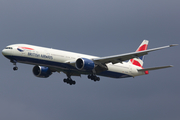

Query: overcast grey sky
[{"left": 0, "top": 0, "right": 180, "bottom": 120}]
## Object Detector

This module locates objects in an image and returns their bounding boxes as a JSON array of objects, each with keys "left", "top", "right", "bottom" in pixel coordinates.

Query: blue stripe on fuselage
[
  {"left": 4, "top": 55, "right": 75, "bottom": 70},
  {"left": 99, "top": 71, "right": 132, "bottom": 78},
  {"left": 4, "top": 55, "right": 132, "bottom": 78}
]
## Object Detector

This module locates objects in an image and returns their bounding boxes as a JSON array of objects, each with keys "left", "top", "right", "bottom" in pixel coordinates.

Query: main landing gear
[
  {"left": 88, "top": 74, "right": 100, "bottom": 82},
  {"left": 63, "top": 78, "right": 76, "bottom": 85},
  {"left": 11, "top": 60, "right": 18, "bottom": 71},
  {"left": 63, "top": 73, "right": 76, "bottom": 85}
]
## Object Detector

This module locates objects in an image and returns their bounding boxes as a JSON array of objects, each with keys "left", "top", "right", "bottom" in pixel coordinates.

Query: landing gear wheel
[
  {"left": 88, "top": 75, "right": 91, "bottom": 79},
  {"left": 63, "top": 78, "right": 76, "bottom": 85},
  {"left": 13, "top": 67, "right": 18, "bottom": 71},
  {"left": 88, "top": 74, "right": 100, "bottom": 81},
  {"left": 96, "top": 77, "right": 100, "bottom": 81},
  {"left": 63, "top": 79, "right": 67, "bottom": 83},
  {"left": 72, "top": 81, "right": 76, "bottom": 85}
]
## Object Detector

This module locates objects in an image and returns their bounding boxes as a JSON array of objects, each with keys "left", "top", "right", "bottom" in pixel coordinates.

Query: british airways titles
[{"left": 28, "top": 52, "right": 53, "bottom": 60}]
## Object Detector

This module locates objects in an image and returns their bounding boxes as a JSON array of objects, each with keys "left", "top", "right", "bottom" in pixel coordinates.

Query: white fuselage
[{"left": 2, "top": 44, "right": 145, "bottom": 78}]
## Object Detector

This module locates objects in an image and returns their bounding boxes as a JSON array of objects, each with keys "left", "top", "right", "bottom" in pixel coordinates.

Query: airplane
[{"left": 2, "top": 40, "right": 178, "bottom": 85}]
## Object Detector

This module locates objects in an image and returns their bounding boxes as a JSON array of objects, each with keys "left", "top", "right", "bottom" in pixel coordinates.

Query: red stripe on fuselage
[{"left": 19, "top": 47, "right": 34, "bottom": 50}]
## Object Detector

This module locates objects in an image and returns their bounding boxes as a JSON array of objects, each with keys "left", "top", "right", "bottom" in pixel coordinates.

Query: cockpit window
[{"left": 5, "top": 47, "right": 13, "bottom": 49}]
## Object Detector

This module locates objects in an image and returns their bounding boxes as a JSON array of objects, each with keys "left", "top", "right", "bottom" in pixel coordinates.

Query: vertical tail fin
[{"left": 129, "top": 40, "right": 149, "bottom": 67}]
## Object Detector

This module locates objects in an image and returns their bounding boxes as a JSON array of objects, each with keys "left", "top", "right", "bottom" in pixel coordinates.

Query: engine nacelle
[
  {"left": 75, "top": 58, "right": 95, "bottom": 71},
  {"left": 33, "top": 65, "right": 52, "bottom": 78}
]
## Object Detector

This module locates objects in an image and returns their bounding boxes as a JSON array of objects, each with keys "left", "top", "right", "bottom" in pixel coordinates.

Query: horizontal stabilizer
[{"left": 138, "top": 65, "right": 173, "bottom": 71}]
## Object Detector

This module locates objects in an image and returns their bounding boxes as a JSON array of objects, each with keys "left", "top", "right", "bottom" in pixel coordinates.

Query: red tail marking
[
  {"left": 130, "top": 59, "right": 149, "bottom": 74},
  {"left": 130, "top": 59, "right": 142, "bottom": 67},
  {"left": 136, "top": 44, "right": 148, "bottom": 52},
  {"left": 130, "top": 43, "right": 149, "bottom": 74}
]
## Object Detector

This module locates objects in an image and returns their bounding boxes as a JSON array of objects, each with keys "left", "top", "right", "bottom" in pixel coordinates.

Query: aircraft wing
[{"left": 93, "top": 44, "right": 178, "bottom": 64}]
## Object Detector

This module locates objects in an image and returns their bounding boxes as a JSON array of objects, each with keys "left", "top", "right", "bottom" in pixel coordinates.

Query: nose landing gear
[{"left": 11, "top": 60, "right": 18, "bottom": 71}]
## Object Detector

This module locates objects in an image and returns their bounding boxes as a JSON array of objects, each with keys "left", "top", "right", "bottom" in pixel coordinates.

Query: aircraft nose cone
[
  {"left": 1, "top": 49, "right": 9, "bottom": 56},
  {"left": 2, "top": 49, "right": 5, "bottom": 55}
]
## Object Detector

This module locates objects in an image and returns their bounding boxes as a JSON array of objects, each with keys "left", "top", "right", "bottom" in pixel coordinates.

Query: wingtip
[
  {"left": 169, "top": 65, "right": 173, "bottom": 67},
  {"left": 169, "top": 44, "right": 178, "bottom": 47}
]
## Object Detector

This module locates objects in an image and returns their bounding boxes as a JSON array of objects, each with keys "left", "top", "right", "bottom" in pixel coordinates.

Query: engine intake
[
  {"left": 75, "top": 58, "right": 95, "bottom": 71},
  {"left": 33, "top": 65, "right": 52, "bottom": 78}
]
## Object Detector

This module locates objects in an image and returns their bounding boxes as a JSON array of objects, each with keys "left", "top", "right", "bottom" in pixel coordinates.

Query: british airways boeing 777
[{"left": 2, "top": 40, "right": 178, "bottom": 85}]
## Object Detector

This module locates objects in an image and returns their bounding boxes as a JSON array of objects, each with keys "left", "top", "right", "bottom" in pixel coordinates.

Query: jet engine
[
  {"left": 33, "top": 65, "right": 52, "bottom": 78},
  {"left": 75, "top": 58, "right": 95, "bottom": 71}
]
